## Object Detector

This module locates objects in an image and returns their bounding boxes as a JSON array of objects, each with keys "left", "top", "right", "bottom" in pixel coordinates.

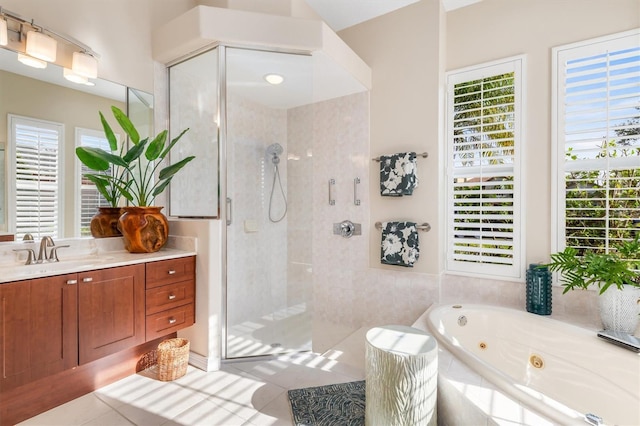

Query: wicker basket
[{"left": 157, "top": 338, "right": 190, "bottom": 381}]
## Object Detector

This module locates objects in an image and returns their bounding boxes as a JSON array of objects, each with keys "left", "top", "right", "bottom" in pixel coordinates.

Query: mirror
[
  {"left": 0, "top": 143, "right": 4, "bottom": 227},
  {"left": 0, "top": 48, "right": 153, "bottom": 237}
]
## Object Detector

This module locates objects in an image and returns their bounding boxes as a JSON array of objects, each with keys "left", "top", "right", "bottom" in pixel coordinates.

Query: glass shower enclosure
[
  {"left": 225, "top": 47, "right": 314, "bottom": 358},
  {"left": 169, "top": 46, "right": 314, "bottom": 359}
]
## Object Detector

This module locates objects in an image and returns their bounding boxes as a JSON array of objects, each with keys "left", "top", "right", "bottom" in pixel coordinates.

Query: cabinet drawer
[
  {"left": 146, "top": 256, "right": 195, "bottom": 289},
  {"left": 146, "top": 304, "right": 195, "bottom": 341},
  {"left": 146, "top": 280, "right": 194, "bottom": 315}
]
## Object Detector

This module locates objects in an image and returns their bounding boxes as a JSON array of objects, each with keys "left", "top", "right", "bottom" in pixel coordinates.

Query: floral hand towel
[
  {"left": 381, "top": 221, "right": 420, "bottom": 267},
  {"left": 379, "top": 152, "right": 418, "bottom": 196}
]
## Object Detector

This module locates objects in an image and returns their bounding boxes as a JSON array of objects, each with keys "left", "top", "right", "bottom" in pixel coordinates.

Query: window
[
  {"left": 445, "top": 56, "right": 525, "bottom": 279},
  {"left": 8, "top": 115, "right": 64, "bottom": 239},
  {"left": 553, "top": 30, "right": 640, "bottom": 254},
  {"left": 75, "top": 128, "right": 114, "bottom": 237}
]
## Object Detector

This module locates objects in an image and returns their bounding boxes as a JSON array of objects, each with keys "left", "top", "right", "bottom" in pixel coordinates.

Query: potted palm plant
[
  {"left": 78, "top": 113, "right": 126, "bottom": 238},
  {"left": 545, "top": 237, "right": 640, "bottom": 333},
  {"left": 76, "top": 106, "right": 194, "bottom": 253}
]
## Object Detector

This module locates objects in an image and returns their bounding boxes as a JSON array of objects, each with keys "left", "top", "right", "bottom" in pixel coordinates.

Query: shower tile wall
[
  {"left": 286, "top": 107, "right": 313, "bottom": 313},
  {"left": 226, "top": 93, "right": 288, "bottom": 326},
  {"left": 228, "top": 89, "right": 442, "bottom": 340},
  {"left": 288, "top": 91, "right": 438, "bottom": 332}
]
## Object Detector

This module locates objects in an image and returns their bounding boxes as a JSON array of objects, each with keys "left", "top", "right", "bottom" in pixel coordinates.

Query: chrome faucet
[{"left": 37, "top": 236, "right": 55, "bottom": 263}]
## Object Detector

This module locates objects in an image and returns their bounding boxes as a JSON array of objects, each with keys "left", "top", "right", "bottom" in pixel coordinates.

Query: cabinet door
[
  {"left": 78, "top": 265, "right": 145, "bottom": 364},
  {"left": 0, "top": 274, "right": 78, "bottom": 392}
]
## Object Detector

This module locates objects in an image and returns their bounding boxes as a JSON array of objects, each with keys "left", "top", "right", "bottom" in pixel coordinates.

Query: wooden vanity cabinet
[
  {"left": 145, "top": 256, "right": 195, "bottom": 341},
  {"left": 78, "top": 264, "right": 146, "bottom": 364},
  {"left": 0, "top": 273, "right": 78, "bottom": 392},
  {"left": 0, "top": 255, "right": 196, "bottom": 425}
]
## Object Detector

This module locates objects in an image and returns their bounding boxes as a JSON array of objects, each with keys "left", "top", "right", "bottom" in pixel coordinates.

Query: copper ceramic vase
[
  {"left": 90, "top": 207, "right": 122, "bottom": 238},
  {"left": 118, "top": 206, "right": 169, "bottom": 253}
]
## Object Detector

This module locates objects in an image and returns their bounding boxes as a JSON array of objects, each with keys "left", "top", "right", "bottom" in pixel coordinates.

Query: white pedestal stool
[{"left": 365, "top": 325, "right": 437, "bottom": 426}]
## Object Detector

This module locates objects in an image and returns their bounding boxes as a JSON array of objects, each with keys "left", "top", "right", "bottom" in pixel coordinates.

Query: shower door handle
[{"left": 226, "top": 197, "right": 232, "bottom": 226}]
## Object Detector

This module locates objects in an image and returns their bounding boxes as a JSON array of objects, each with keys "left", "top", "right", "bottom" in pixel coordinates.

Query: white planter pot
[{"left": 598, "top": 285, "right": 640, "bottom": 333}]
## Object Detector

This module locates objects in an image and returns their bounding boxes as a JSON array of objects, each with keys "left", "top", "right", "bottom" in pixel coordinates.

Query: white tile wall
[{"left": 226, "top": 93, "right": 289, "bottom": 326}]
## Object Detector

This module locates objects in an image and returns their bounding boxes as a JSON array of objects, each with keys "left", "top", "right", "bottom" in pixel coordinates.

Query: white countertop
[{"left": 0, "top": 236, "right": 196, "bottom": 284}]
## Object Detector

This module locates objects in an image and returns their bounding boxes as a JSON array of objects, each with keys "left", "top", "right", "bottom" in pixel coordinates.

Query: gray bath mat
[{"left": 288, "top": 380, "right": 365, "bottom": 426}]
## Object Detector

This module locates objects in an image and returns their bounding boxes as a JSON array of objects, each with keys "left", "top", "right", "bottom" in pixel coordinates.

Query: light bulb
[
  {"left": 26, "top": 30, "right": 57, "bottom": 62},
  {"left": 63, "top": 68, "right": 88, "bottom": 84},
  {"left": 18, "top": 53, "right": 47, "bottom": 69},
  {"left": 72, "top": 51, "right": 98, "bottom": 79},
  {"left": 0, "top": 18, "right": 8, "bottom": 46}
]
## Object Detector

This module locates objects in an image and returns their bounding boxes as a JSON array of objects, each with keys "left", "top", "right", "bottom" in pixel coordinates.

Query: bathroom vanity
[{"left": 0, "top": 242, "right": 196, "bottom": 425}]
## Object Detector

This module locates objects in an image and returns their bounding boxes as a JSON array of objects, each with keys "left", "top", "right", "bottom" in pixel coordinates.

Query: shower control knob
[{"left": 333, "top": 220, "right": 362, "bottom": 238}]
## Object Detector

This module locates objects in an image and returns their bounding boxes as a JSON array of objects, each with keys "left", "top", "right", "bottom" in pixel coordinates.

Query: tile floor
[
  {"left": 226, "top": 304, "right": 312, "bottom": 358},
  {"left": 18, "top": 339, "right": 366, "bottom": 426}
]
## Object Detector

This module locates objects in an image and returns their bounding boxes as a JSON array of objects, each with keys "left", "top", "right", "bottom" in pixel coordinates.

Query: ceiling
[
  {"left": 304, "top": 0, "right": 483, "bottom": 31},
  {"left": 173, "top": 47, "right": 368, "bottom": 110}
]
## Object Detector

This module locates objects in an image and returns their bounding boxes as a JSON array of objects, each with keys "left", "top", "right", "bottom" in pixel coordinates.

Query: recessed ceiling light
[{"left": 264, "top": 73, "right": 284, "bottom": 85}]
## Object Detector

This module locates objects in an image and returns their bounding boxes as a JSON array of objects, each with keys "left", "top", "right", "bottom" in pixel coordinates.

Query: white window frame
[
  {"left": 74, "top": 127, "right": 118, "bottom": 237},
  {"left": 8, "top": 114, "right": 65, "bottom": 239},
  {"left": 552, "top": 29, "right": 640, "bottom": 253},
  {"left": 444, "top": 55, "right": 526, "bottom": 280}
]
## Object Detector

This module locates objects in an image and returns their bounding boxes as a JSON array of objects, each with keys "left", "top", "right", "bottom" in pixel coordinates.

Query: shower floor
[{"left": 226, "top": 303, "right": 312, "bottom": 358}]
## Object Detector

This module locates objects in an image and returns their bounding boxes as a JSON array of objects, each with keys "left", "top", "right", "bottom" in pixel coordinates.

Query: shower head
[
  {"left": 266, "top": 143, "right": 284, "bottom": 164},
  {"left": 266, "top": 143, "right": 283, "bottom": 157}
]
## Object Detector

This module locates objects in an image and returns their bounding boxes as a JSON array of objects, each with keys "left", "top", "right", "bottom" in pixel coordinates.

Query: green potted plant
[
  {"left": 76, "top": 106, "right": 194, "bottom": 253},
  {"left": 77, "top": 112, "right": 132, "bottom": 238},
  {"left": 545, "top": 237, "right": 640, "bottom": 333}
]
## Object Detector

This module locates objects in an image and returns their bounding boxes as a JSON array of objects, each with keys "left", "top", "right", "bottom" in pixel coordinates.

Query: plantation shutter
[
  {"left": 10, "top": 116, "right": 63, "bottom": 239},
  {"left": 77, "top": 129, "right": 111, "bottom": 236},
  {"left": 446, "top": 58, "right": 523, "bottom": 279},
  {"left": 555, "top": 30, "right": 640, "bottom": 254}
]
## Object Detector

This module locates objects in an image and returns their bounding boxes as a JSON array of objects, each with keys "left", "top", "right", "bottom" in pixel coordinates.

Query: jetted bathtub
[{"left": 422, "top": 304, "right": 639, "bottom": 426}]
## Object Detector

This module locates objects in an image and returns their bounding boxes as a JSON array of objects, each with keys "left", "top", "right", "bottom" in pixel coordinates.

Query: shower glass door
[{"left": 225, "top": 47, "right": 314, "bottom": 358}]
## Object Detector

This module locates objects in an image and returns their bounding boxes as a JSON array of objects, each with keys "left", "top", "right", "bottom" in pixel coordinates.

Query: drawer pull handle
[
  {"left": 82, "top": 277, "right": 93, "bottom": 283},
  {"left": 168, "top": 317, "right": 177, "bottom": 324},
  {"left": 66, "top": 279, "right": 78, "bottom": 285},
  {"left": 168, "top": 294, "right": 177, "bottom": 300},
  {"left": 168, "top": 269, "right": 176, "bottom": 275}
]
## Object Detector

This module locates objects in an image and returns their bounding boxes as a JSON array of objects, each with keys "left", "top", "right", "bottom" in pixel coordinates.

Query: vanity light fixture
[
  {"left": 25, "top": 30, "right": 57, "bottom": 62},
  {"left": 17, "top": 52, "right": 47, "bottom": 69},
  {"left": 0, "top": 17, "right": 7, "bottom": 46},
  {"left": 72, "top": 51, "right": 97, "bottom": 79},
  {"left": 0, "top": 7, "right": 100, "bottom": 77},
  {"left": 264, "top": 73, "right": 284, "bottom": 85}
]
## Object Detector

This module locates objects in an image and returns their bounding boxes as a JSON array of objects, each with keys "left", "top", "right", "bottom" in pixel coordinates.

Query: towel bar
[
  {"left": 375, "top": 221, "right": 431, "bottom": 232},
  {"left": 372, "top": 152, "right": 428, "bottom": 162}
]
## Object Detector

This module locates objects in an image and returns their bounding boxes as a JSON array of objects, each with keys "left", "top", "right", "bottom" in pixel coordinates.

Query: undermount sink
[{"left": 10, "top": 256, "right": 116, "bottom": 278}]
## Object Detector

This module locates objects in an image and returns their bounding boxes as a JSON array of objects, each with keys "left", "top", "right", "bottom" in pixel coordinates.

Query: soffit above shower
[
  {"left": 303, "top": 0, "right": 420, "bottom": 31},
  {"left": 153, "top": 6, "right": 371, "bottom": 109},
  {"left": 303, "top": 0, "right": 484, "bottom": 31}
]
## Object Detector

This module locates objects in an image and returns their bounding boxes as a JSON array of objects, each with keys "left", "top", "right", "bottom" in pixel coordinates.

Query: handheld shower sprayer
[{"left": 265, "top": 143, "right": 287, "bottom": 222}]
